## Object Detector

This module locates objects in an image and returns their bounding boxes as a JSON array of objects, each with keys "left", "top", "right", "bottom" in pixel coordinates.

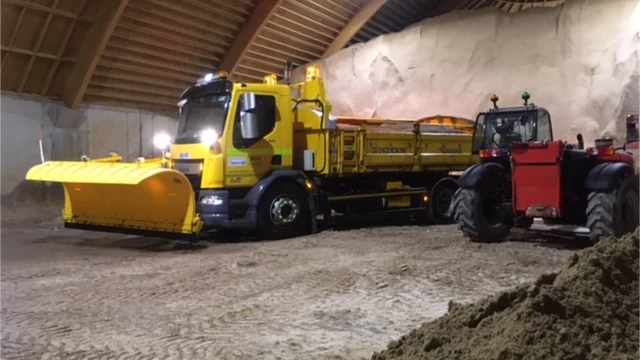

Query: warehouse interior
[{"left": 1, "top": 0, "right": 639, "bottom": 359}]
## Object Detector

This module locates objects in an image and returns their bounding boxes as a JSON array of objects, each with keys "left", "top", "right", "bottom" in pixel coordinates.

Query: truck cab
[
  {"left": 167, "top": 72, "right": 297, "bottom": 190},
  {"left": 153, "top": 70, "right": 321, "bottom": 238}
]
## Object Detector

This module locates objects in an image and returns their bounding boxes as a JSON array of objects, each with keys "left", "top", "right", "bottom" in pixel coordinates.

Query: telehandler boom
[{"left": 26, "top": 65, "right": 480, "bottom": 240}]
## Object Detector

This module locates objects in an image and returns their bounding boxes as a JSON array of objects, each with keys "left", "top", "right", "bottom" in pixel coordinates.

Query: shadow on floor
[
  {"left": 25, "top": 216, "right": 591, "bottom": 253},
  {"left": 321, "top": 216, "right": 433, "bottom": 232},
  {"left": 30, "top": 233, "right": 209, "bottom": 252},
  {"left": 508, "top": 229, "right": 592, "bottom": 251},
  {"left": 28, "top": 227, "right": 270, "bottom": 252}
]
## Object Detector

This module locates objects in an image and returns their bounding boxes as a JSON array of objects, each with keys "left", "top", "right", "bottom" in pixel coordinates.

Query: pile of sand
[
  {"left": 297, "top": 0, "right": 640, "bottom": 147},
  {"left": 1, "top": 181, "right": 63, "bottom": 206},
  {"left": 371, "top": 229, "right": 640, "bottom": 360},
  {"left": 1, "top": 181, "right": 64, "bottom": 227}
]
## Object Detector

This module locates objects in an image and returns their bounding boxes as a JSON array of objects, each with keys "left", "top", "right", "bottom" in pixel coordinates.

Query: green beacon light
[{"left": 522, "top": 91, "right": 531, "bottom": 106}]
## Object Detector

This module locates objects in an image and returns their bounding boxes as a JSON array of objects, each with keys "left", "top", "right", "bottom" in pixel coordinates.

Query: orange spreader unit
[{"left": 511, "top": 141, "right": 564, "bottom": 217}]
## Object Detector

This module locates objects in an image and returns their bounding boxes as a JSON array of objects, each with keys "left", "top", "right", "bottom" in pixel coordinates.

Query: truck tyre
[
  {"left": 258, "top": 182, "right": 311, "bottom": 240},
  {"left": 586, "top": 176, "right": 639, "bottom": 244},
  {"left": 428, "top": 179, "right": 458, "bottom": 224},
  {"left": 454, "top": 188, "right": 512, "bottom": 243}
]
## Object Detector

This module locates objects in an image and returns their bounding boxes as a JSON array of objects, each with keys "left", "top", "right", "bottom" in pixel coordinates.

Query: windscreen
[
  {"left": 176, "top": 94, "right": 230, "bottom": 143},
  {"left": 481, "top": 111, "right": 536, "bottom": 150}
]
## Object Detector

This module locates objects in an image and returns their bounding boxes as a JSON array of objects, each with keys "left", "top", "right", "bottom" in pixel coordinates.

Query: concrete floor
[{"left": 1, "top": 204, "right": 580, "bottom": 360}]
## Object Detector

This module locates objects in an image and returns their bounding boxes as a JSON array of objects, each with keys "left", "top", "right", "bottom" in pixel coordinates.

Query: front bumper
[{"left": 197, "top": 190, "right": 258, "bottom": 230}]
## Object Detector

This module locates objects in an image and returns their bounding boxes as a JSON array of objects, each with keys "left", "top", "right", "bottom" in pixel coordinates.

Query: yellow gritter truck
[{"left": 25, "top": 65, "right": 480, "bottom": 240}]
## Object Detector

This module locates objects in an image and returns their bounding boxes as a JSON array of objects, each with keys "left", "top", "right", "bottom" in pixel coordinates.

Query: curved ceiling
[{"left": 1, "top": 0, "right": 563, "bottom": 112}]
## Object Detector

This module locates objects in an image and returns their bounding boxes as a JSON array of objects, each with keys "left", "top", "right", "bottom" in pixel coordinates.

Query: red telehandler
[{"left": 454, "top": 93, "right": 639, "bottom": 244}]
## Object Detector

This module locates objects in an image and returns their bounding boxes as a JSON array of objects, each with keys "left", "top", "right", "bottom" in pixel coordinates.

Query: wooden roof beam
[
  {"left": 61, "top": 0, "right": 129, "bottom": 109},
  {"left": 323, "top": 0, "right": 388, "bottom": 58},
  {"left": 218, "top": 0, "right": 284, "bottom": 75}
]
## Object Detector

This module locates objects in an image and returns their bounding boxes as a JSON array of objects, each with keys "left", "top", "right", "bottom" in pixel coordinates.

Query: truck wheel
[
  {"left": 258, "top": 182, "right": 311, "bottom": 240},
  {"left": 454, "top": 188, "right": 512, "bottom": 243},
  {"left": 586, "top": 176, "right": 639, "bottom": 244},
  {"left": 428, "top": 179, "right": 458, "bottom": 224}
]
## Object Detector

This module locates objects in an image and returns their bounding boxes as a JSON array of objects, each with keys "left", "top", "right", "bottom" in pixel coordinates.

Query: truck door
[{"left": 225, "top": 92, "right": 282, "bottom": 187}]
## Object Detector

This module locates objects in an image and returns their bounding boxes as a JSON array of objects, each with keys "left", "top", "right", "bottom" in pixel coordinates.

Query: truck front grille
[
  {"left": 172, "top": 160, "right": 203, "bottom": 190},
  {"left": 184, "top": 174, "right": 202, "bottom": 190}
]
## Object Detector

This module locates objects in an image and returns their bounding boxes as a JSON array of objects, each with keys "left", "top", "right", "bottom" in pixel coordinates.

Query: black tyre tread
[
  {"left": 454, "top": 188, "right": 476, "bottom": 237},
  {"left": 514, "top": 215, "right": 534, "bottom": 229},
  {"left": 586, "top": 191, "right": 616, "bottom": 244},
  {"left": 453, "top": 188, "right": 510, "bottom": 243}
]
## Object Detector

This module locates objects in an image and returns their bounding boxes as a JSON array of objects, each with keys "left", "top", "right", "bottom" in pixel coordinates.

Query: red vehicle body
[
  {"left": 454, "top": 92, "right": 639, "bottom": 244},
  {"left": 510, "top": 138, "right": 637, "bottom": 240}
]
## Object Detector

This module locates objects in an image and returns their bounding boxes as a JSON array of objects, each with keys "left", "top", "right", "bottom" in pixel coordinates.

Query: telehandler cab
[{"left": 454, "top": 93, "right": 639, "bottom": 244}]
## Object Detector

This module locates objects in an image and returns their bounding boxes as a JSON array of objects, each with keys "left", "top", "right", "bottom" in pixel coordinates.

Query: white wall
[
  {"left": 297, "top": 0, "right": 640, "bottom": 146},
  {"left": 0, "top": 94, "right": 178, "bottom": 195}
]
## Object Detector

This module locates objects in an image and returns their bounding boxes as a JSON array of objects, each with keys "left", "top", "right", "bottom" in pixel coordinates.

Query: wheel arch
[
  {"left": 584, "top": 162, "right": 635, "bottom": 192},
  {"left": 457, "top": 162, "right": 507, "bottom": 190}
]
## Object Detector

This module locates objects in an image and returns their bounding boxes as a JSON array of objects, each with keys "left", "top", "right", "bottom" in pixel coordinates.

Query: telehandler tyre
[
  {"left": 514, "top": 215, "right": 534, "bottom": 229},
  {"left": 258, "top": 182, "right": 311, "bottom": 240},
  {"left": 586, "top": 175, "right": 639, "bottom": 244},
  {"left": 454, "top": 188, "right": 512, "bottom": 243}
]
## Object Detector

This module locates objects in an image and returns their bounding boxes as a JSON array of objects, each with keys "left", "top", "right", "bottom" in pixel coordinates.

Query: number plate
[{"left": 174, "top": 163, "right": 201, "bottom": 174}]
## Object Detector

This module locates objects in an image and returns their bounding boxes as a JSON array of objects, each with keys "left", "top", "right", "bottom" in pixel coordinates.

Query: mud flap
[{"left": 25, "top": 161, "right": 204, "bottom": 236}]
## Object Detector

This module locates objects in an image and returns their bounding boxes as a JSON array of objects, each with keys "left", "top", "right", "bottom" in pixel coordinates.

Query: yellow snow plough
[
  {"left": 27, "top": 155, "right": 204, "bottom": 236},
  {"left": 26, "top": 65, "right": 479, "bottom": 240}
]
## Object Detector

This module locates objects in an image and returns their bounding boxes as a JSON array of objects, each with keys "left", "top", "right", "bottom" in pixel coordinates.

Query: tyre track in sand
[{"left": 2, "top": 220, "right": 576, "bottom": 359}]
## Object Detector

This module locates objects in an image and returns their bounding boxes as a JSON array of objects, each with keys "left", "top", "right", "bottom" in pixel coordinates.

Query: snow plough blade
[{"left": 25, "top": 160, "right": 203, "bottom": 237}]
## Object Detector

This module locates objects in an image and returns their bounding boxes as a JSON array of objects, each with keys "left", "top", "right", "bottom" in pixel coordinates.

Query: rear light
[
  {"left": 480, "top": 149, "right": 503, "bottom": 158},
  {"left": 600, "top": 146, "right": 615, "bottom": 155},
  {"left": 587, "top": 146, "right": 614, "bottom": 156}
]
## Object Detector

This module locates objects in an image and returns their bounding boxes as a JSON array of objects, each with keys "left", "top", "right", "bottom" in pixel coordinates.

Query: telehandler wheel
[
  {"left": 586, "top": 176, "right": 639, "bottom": 244},
  {"left": 427, "top": 180, "right": 459, "bottom": 224},
  {"left": 514, "top": 214, "right": 534, "bottom": 229},
  {"left": 453, "top": 188, "right": 512, "bottom": 243},
  {"left": 258, "top": 182, "right": 311, "bottom": 240}
]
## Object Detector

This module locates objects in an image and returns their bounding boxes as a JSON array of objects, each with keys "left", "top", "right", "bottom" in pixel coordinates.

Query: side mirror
[
  {"left": 240, "top": 92, "right": 259, "bottom": 139},
  {"left": 625, "top": 115, "right": 638, "bottom": 151},
  {"left": 576, "top": 134, "right": 584, "bottom": 150}
]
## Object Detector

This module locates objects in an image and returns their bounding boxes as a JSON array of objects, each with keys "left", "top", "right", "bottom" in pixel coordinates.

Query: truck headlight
[
  {"left": 201, "top": 195, "right": 223, "bottom": 206},
  {"left": 153, "top": 133, "right": 171, "bottom": 150},
  {"left": 200, "top": 129, "right": 218, "bottom": 146}
]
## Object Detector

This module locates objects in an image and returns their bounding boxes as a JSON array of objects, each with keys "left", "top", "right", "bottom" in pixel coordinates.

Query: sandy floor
[{"left": 1, "top": 205, "right": 581, "bottom": 360}]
